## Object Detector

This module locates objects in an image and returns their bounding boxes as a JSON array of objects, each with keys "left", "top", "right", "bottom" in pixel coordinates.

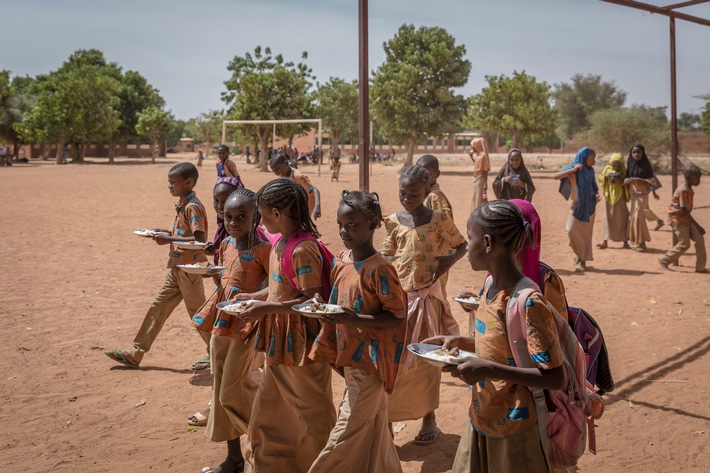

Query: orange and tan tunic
[{"left": 168, "top": 191, "right": 208, "bottom": 267}]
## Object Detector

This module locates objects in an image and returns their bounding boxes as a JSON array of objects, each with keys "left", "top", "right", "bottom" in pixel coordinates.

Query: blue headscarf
[{"left": 558, "top": 147, "right": 598, "bottom": 222}]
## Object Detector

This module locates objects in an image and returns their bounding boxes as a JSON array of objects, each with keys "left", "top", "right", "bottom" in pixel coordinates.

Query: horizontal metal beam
[
  {"left": 661, "top": 0, "right": 710, "bottom": 11},
  {"left": 223, "top": 119, "right": 322, "bottom": 125},
  {"left": 601, "top": 0, "right": 710, "bottom": 27}
]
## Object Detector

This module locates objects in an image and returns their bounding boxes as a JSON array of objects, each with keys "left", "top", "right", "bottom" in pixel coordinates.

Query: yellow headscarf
[{"left": 598, "top": 153, "right": 628, "bottom": 205}]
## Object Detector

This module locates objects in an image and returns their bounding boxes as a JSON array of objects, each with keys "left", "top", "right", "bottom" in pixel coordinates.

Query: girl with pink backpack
[{"left": 425, "top": 200, "right": 567, "bottom": 472}]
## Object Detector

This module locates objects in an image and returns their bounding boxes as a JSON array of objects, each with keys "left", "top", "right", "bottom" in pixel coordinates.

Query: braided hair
[
  {"left": 340, "top": 190, "right": 382, "bottom": 228},
  {"left": 400, "top": 164, "right": 430, "bottom": 185},
  {"left": 226, "top": 187, "right": 259, "bottom": 244},
  {"left": 254, "top": 178, "right": 320, "bottom": 238},
  {"left": 471, "top": 200, "right": 535, "bottom": 254}
]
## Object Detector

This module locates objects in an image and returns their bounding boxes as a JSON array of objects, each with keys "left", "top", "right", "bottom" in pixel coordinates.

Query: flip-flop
[
  {"left": 191, "top": 359, "right": 211, "bottom": 371},
  {"left": 201, "top": 458, "right": 245, "bottom": 473},
  {"left": 413, "top": 427, "right": 441, "bottom": 445},
  {"left": 188, "top": 407, "right": 210, "bottom": 426},
  {"left": 105, "top": 350, "right": 139, "bottom": 369}
]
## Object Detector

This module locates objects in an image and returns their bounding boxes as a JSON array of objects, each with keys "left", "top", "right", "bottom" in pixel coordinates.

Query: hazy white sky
[{"left": 1, "top": 0, "right": 709, "bottom": 119}]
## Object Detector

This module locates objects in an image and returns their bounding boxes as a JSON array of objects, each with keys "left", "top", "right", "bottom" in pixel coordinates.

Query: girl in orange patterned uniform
[
  {"left": 193, "top": 188, "right": 270, "bottom": 473},
  {"left": 381, "top": 165, "right": 467, "bottom": 445},
  {"left": 237, "top": 178, "right": 336, "bottom": 473},
  {"left": 309, "top": 190, "right": 407, "bottom": 473}
]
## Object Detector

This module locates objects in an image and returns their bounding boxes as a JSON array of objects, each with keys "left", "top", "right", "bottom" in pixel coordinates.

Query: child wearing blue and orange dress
[
  {"left": 426, "top": 200, "right": 565, "bottom": 473},
  {"left": 236, "top": 178, "right": 336, "bottom": 473},
  {"left": 381, "top": 165, "right": 467, "bottom": 445},
  {"left": 191, "top": 188, "right": 270, "bottom": 473},
  {"left": 216, "top": 144, "right": 241, "bottom": 180},
  {"left": 309, "top": 190, "right": 407, "bottom": 473}
]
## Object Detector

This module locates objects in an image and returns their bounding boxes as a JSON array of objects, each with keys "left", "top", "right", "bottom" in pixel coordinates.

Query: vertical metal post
[
  {"left": 358, "top": 0, "right": 370, "bottom": 191},
  {"left": 670, "top": 17, "right": 679, "bottom": 254},
  {"left": 318, "top": 119, "right": 322, "bottom": 177}
]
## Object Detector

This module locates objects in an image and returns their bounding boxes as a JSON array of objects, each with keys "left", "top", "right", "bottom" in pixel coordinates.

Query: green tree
[
  {"left": 588, "top": 107, "right": 669, "bottom": 158},
  {"left": 223, "top": 46, "right": 313, "bottom": 171},
  {"left": 116, "top": 70, "right": 164, "bottom": 144},
  {"left": 314, "top": 77, "right": 358, "bottom": 146},
  {"left": 678, "top": 112, "right": 701, "bottom": 132},
  {"left": 371, "top": 24, "right": 470, "bottom": 167},
  {"left": 167, "top": 118, "right": 187, "bottom": 147},
  {"left": 701, "top": 102, "right": 710, "bottom": 140},
  {"left": 192, "top": 109, "right": 225, "bottom": 156},
  {"left": 0, "top": 73, "right": 35, "bottom": 161},
  {"left": 467, "top": 71, "right": 556, "bottom": 148},
  {"left": 136, "top": 106, "right": 175, "bottom": 164},
  {"left": 553, "top": 73, "right": 626, "bottom": 139}
]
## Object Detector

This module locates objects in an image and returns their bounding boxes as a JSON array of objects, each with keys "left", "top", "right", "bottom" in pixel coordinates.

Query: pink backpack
[
  {"left": 491, "top": 276, "right": 605, "bottom": 469},
  {"left": 280, "top": 230, "right": 334, "bottom": 297}
]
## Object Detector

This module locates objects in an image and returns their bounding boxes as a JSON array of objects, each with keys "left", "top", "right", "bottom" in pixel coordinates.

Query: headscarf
[
  {"left": 558, "top": 146, "right": 598, "bottom": 222},
  {"left": 510, "top": 199, "right": 542, "bottom": 287},
  {"left": 492, "top": 148, "right": 536, "bottom": 201},
  {"left": 213, "top": 176, "right": 244, "bottom": 264},
  {"left": 470, "top": 137, "right": 490, "bottom": 173},
  {"left": 626, "top": 144, "right": 654, "bottom": 179},
  {"left": 598, "top": 153, "right": 628, "bottom": 206}
]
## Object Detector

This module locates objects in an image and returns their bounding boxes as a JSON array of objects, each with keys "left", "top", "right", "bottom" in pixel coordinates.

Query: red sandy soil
[{"left": 1, "top": 153, "right": 708, "bottom": 473}]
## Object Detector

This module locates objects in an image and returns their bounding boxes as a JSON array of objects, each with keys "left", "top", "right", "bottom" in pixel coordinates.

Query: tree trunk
[
  {"left": 151, "top": 138, "right": 157, "bottom": 164},
  {"left": 259, "top": 131, "right": 270, "bottom": 172},
  {"left": 56, "top": 138, "right": 65, "bottom": 164},
  {"left": 402, "top": 138, "right": 416, "bottom": 168},
  {"left": 108, "top": 138, "right": 115, "bottom": 164}
]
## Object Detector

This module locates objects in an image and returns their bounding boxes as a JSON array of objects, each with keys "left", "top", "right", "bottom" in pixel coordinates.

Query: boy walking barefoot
[
  {"left": 659, "top": 164, "right": 707, "bottom": 273},
  {"left": 106, "top": 162, "right": 211, "bottom": 368}
]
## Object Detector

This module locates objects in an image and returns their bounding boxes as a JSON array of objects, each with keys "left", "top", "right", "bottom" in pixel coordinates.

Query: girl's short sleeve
[
  {"left": 291, "top": 241, "right": 324, "bottom": 293},
  {"left": 380, "top": 215, "right": 398, "bottom": 256},
  {"left": 524, "top": 294, "right": 564, "bottom": 370},
  {"left": 438, "top": 212, "right": 466, "bottom": 248},
  {"left": 256, "top": 241, "right": 272, "bottom": 274},
  {"left": 370, "top": 262, "right": 407, "bottom": 320}
]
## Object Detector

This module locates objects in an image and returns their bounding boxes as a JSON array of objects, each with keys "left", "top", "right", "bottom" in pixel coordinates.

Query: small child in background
[
  {"left": 426, "top": 200, "right": 565, "bottom": 473},
  {"left": 659, "top": 164, "right": 707, "bottom": 273},
  {"left": 417, "top": 154, "right": 453, "bottom": 217},
  {"left": 196, "top": 150, "right": 205, "bottom": 168},
  {"left": 309, "top": 190, "right": 407, "bottom": 473},
  {"left": 106, "top": 162, "right": 210, "bottom": 369},
  {"left": 216, "top": 144, "right": 240, "bottom": 179},
  {"left": 193, "top": 189, "right": 270, "bottom": 473},
  {"left": 270, "top": 154, "right": 322, "bottom": 220},
  {"left": 237, "top": 178, "right": 336, "bottom": 473},
  {"left": 381, "top": 165, "right": 467, "bottom": 445}
]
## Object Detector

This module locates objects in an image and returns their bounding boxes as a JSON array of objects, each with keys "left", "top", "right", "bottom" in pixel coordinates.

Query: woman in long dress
[
  {"left": 554, "top": 147, "right": 600, "bottom": 272},
  {"left": 597, "top": 153, "right": 629, "bottom": 249},
  {"left": 625, "top": 144, "right": 660, "bottom": 252},
  {"left": 492, "top": 148, "right": 536, "bottom": 202}
]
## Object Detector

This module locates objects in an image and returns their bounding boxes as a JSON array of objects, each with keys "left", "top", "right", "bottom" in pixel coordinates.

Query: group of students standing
[{"left": 103, "top": 143, "right": 702, "bottom": 473}]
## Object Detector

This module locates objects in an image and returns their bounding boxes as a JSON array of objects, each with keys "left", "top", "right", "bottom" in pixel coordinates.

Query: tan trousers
[
  {"left": 660, "top": 224, "right": 707, "bottom": 271},
  {"left": 245, "top": 362, "right": 337, "bottom": 473},
  {"left": 309, "top": 367, "right": 402, "bottom": 473},
  {"left": 471, "top": 174, "right": 486, "bottom": 213},
  {"left": 452, "top": 421, "right": 549, "bottom": 473},
  {"left": 628, "top": 193, "right": 651, "bottom": 246},
  {"left": 128, "top": 267, "right": 209, "bottom": 363},
  {"left": 206, "top": 336, "right": 263, "bottom": 442}
]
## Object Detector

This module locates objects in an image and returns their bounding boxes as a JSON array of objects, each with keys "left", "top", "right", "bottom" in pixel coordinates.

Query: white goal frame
[{"left": 222, "top": 119, "right": 324, "bottom": 176}]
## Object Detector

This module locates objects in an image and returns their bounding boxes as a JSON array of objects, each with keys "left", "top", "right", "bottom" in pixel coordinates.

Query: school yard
[{"left": 1, "top": 153, "right": 708, "bottom": 472}]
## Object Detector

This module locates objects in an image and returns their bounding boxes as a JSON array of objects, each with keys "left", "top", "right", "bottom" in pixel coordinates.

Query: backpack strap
[
  {"left": 281, "top": 230, "right": 313, "bottom": 293},
  {"left": 504, "top": 276, "right": 551, "bottom": 469}
]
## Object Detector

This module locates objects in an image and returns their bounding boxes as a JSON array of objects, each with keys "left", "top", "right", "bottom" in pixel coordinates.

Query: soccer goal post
[{"left": 222, "top": 119, "right": 323, "bottom": 176}]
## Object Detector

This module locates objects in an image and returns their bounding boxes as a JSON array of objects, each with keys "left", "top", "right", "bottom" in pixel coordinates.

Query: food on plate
[
  {"left": 301, "top": 302, "right": 341, "bottom": 313},
  {"left": 221, "top": 301, "right": 250, "bottom": 313}
]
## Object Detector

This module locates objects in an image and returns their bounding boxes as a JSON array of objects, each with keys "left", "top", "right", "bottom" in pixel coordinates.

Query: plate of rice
[
  {"left": 453, "top": 296, "right": 480, "bottom": 311},
  {"left": 133, "top": 229, "right": 169, "bottom": 238},
  {"left": 177, "top": 262, "right": 226, "bottom": 275},
  {"left": 173, "top": 241, "right": 209, "bottom": 251},
  {"left": 292, "top": 302, "right": 345, "bottom": 318},
  {"left": 217, "top": 300, "right": 259, "bottom": 315},
  {"left": 407, "top": 343, "right": 476, "bottom": 368}
]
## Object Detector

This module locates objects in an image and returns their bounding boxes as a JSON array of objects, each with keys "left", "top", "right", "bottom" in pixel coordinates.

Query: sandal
[
  {"left": 201, "top": 458, "right": 245, "bottom": 473},
  {"left": 188, "top": 406, "right": 210, "bottom": 426},
  {"left": 104, "top": 349, "right": 139, "bottom": 369},
  {"left": 191, "top": 359, "right": 211, "bottom": 371},
  {"left": 596, "top": 241, "right": 608, "bottom": 249},
  {"left": 414, "top": 426, "right": 441, "bottom": 445},
  {"left": 654, "top": 220, "right": 665, "bottom": 231}
]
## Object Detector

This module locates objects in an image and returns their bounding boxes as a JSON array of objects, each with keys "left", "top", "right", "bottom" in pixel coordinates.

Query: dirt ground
[{"left": 1, "top": 153, "right": 708, "bottom": 473}]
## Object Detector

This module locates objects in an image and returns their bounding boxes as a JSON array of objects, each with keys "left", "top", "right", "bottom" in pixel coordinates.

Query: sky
[{"left": 1, "top": 0, "right": 709, "bottom": 120}]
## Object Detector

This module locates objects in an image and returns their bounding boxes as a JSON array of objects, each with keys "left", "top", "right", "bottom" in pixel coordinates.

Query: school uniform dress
[
  {"left": 453, "top": 289, "right": 563, "bottom": 473},
  {"left": 127, "top": 192, "right": 209, "bottom": 363},
  {"left": 424, "top": 184, "right": 454, "bottom": 297},
  {"left": 217, "top": 159, "right": 240, "bottom": 178},
  {"left": 381, "top": 211, "right": 465, "bottom": 422},
  {"left": 245, "top": 240, "right": 337, "bottom": 473},
  {"left": 191, "top": 239, "right": 271, "bottom": 442},
  {"left": 659, "top": 183, "right": 707, "bottom": 271},
  {"left": 308, "top": 251, "right": 407, "bottom": 473},
  {"left": 289, "top": 169, "right": 316, "bottom": 214}
]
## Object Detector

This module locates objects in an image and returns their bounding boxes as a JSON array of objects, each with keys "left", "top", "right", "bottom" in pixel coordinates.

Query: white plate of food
[
  {"left": 453, "top": 296, "right": 480, "bottom": 311},
  {"left": 133, "top": 229, "right": 170, "bottom": 238},
  {"left": 177, "top": 263, "right": 226, "bottom": 275},
  {"left": 173, "top": 241, "right": 209, "bottom": 251},
  {"left": 216, "top": 299, "right": 260, "bottom": 315},
  {"left": 292, "top": 302, "right": 345, "bottom": 318},
  {"left": 407, "top": 343, "right": 476, "bottom": 368}
]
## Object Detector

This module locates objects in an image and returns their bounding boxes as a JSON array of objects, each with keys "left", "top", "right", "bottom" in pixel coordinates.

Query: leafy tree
[
  {"left": 223, "top": 46, "right": 313, "bottom": 171},
  {"left": 116, "top": 70, "right": 164, "bottom": 143},
  {"left": 553, "top": 73, "right": 626, "bottom": 139},
  {"left": 371, "top": 24, "right": 470, "bottom": 167},
  {"left": 0, "top": 72, "right": 35, "bottom": 160},
  {"left": 314, "top": 77, "right": 358, "bottom": 146},
  {"left": 467, "top": 71, "right": 556, "bottom": 148},
  {"left": 678, "top": 112, "right": 701, "bottom": 132},
  {"left": 191, "top": 109, "right": 225, "bottom": 155},
  {"left": 587, "top": 107, "right": 669, "bottom": 158},
  {"left": 167, "top": 119, "right": 187, "bottom": 147},
  {"left": 136, "top": 106, "right": 174, "bottom": 164},
  {"left": 702, "top": 102, "right": 710, "bottom": 140}
]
